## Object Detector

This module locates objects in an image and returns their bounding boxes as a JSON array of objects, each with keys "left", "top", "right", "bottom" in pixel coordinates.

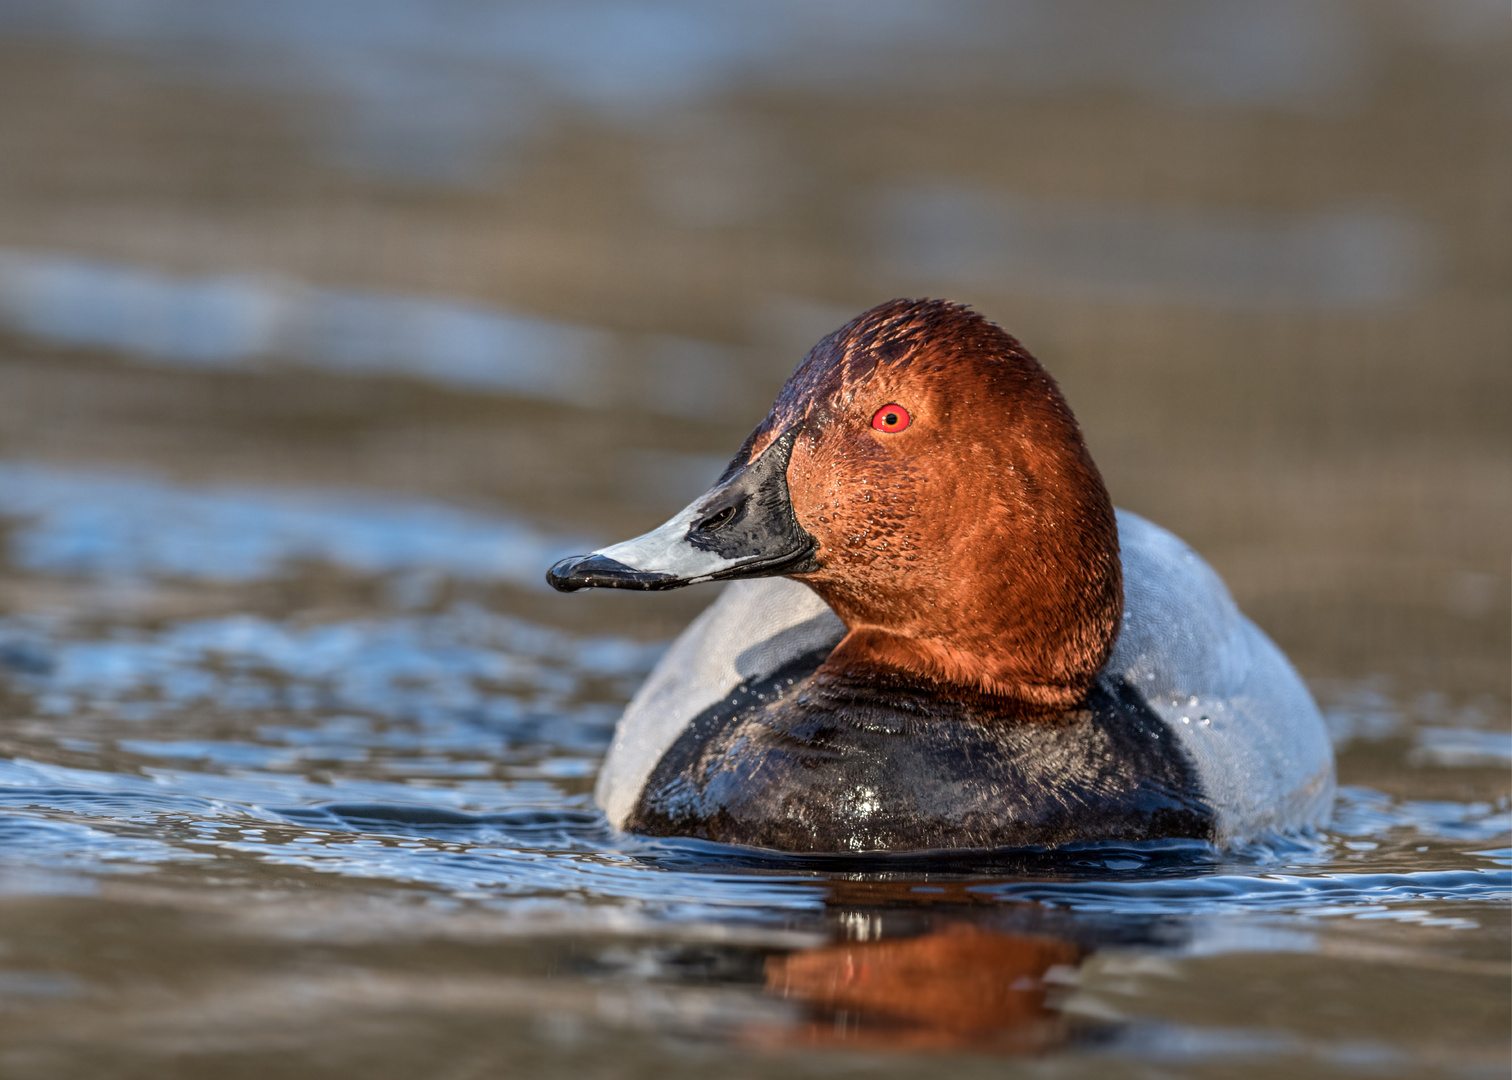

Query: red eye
[{"left": 871, "top": 404, "right": 911, "bottom": 433}]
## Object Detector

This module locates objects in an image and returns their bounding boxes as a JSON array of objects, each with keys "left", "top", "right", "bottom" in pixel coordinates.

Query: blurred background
[
  {"left": 0, "top": 0, "right": 1504, "bottom": 695},
  {"left": 0, "top": 2, "right": 1507, "bottom": 1075}
]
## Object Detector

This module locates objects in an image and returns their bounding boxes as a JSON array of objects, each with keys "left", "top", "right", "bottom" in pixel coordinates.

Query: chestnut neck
[
  {"left": 803, "top": 475, "right": 1123, "bottom": 713},
  {"left": 808, "top": 555, "right": 1122, "bottom": 717}
]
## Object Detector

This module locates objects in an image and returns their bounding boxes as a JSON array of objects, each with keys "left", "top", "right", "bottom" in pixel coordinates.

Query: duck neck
[
  {"left": 802, "top": 515, "right": 1124, "bottom": 715},
  {"left": 812, "top": 626, "right": 1092, "bottom": 715}
]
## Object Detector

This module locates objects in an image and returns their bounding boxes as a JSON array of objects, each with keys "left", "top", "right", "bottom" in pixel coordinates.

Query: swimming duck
[{"left": 548, "top": 299, "right": 1334, "bottom": 852}]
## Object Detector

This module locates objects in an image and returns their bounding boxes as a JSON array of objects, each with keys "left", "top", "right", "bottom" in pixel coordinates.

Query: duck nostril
[{"left": 697, "top": 503, "right": 741, "bottom": 532}]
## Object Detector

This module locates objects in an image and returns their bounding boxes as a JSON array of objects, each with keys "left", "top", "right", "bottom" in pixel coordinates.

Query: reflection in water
[
  {"left": 1410, "top": 726, "right": 1512, "bottom": 769},
  {"left": 877, "top": 187, "right": 1432, "bottom": 307},
  {"left": 0, "top": 461, "right": 587, "bottom": 586},
  {"left": 0, "top": 252, "right": 747, "bottom": 418},
  {"left": 762, "top": 916, "right": 1084, "bottom": 1052},
  {"left": 0, "top": 0, "right": 1374, "bottom": 179}
]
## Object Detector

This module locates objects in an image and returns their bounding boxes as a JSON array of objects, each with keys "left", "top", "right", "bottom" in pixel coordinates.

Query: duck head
[{"left": 548, "top": 299, "right": 1122, "bottom": 711}]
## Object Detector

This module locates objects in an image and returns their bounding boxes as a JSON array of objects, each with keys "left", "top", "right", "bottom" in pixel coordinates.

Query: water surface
[{"left": 0, "top": 3, "right": 1506, "bottom": 1077}]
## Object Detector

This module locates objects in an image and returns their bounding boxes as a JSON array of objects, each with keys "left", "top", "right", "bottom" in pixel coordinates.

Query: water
[{"left": 0, "top": 3, "right": 1507, "bottom": 1077}]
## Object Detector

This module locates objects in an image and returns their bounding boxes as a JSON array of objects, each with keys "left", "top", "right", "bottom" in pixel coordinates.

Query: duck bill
[{"left": 546, "top": 428, "right": 818, "bottom": 592}]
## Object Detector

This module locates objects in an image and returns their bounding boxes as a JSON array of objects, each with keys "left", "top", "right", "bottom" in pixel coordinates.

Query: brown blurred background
[{"left": 0, "top": 0, "right": 1506, "bottom": 714}]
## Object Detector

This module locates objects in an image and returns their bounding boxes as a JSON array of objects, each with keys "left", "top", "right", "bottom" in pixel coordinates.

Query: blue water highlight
[{"left": 0, "top": 455, "right": 1505, "bottom": 1068}]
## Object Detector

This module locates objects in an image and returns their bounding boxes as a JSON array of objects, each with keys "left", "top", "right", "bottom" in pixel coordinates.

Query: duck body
[
  {"left": 550, "top": 300, "right": 1335, "bottom": 852},
  {"left": 597, "top": 511, "right": 1333, "bottom": 850},
  {"left": 626, "top": 659, "right": 1211, "bottom": 852}
]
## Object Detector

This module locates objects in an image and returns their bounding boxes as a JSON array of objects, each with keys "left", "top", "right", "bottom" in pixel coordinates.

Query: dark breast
[{"left": 625, "top": 653, "right": 1213, "bottom": 852}]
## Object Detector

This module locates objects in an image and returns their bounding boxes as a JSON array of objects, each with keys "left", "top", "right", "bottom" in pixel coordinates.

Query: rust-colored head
[
  {"left": 547, "top": 298, "right": 1122, "bottom": 712},
  {"left": 740, "top": 299, "right": 1122, "bottom": 710}
]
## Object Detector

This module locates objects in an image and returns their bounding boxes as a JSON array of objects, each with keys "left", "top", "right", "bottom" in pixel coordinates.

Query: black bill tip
[{"left": 546, "top": 554, "right": 684, "bottom": 593}]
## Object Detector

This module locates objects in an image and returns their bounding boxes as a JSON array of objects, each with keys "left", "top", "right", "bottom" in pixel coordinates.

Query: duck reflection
[
  {"left": 752, "top": 881, "right": 1096, "bottom": 1053},
  {"left": 765, "top": 922, "right": 1081, "bottom": 1051}
]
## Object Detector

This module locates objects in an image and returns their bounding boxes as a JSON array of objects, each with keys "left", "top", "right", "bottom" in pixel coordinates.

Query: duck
[{"left": 547, "top": 299, "right": 1335, "bottom": 853}]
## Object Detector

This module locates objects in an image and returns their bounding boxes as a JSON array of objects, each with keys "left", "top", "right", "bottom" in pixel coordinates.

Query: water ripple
[{"left": 0, "top": 461, "right": 587, "bottom": 586}]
